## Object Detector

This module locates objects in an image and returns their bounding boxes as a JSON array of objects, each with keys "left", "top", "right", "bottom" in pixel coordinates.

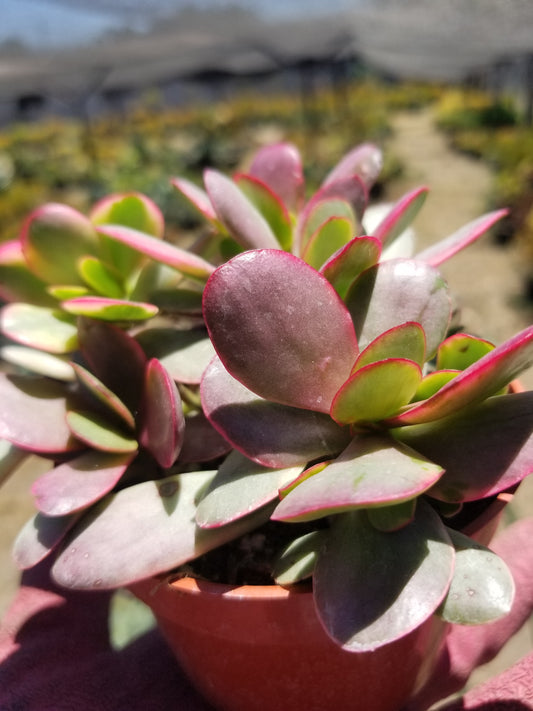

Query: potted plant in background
[{"left": 0, "top": 141, "right": 532, "bottom": 711}]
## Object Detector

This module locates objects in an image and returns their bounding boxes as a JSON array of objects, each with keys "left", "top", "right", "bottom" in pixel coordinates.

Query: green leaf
[
  {"left": 0, "top": 344, "right": 75, "bottom": 381},
  {"left": 437, "top": 333, "right": 495, "bottom": 371},
  {"left": 353, "top": 322, "right": 426, "bottom": 372},
  {"left": 273, "top": 530, "right": 327, "bottom": 585},
  {"left": 66, "top": 410, "right": 138, "bottom": 453},
  {"left": 1, "top": 304, "right": 78, "bottom": 354},
  {"left": 301, "top": 217, "right": 354, "bottom": 270},
  {"left": 62, "top": 296, "right": 158, "bottom": 322},
  {"left": 77, "top": 256, "right": 124, "bottom": 298},
  {"left": 234, "top": 173, "right": 293, "bottom": 251},
  {"left": 367, "top": 499, "right": 416, "bottom": 532},
  {"left": 412, "top": 370, "right": 459, "bottom": 401}
]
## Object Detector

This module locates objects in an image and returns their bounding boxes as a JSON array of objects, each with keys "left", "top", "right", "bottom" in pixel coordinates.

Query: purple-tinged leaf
[
  {"left": 273, "top": 530, "right": 326, "bottom": 585},
  {"left": 78, "top": 319, "right": 146, "bottom": 413},
  {"left": 416, "top": 209, "right": 508, "bottom": 267},
  {"left": 77, "top": 256, "right": 124, "bottom": 298},
  {"left": 346, "top": 259, "right": 451, "bottom": 356},
  {"left": 178, "top": 412, "right": 232, "bottom": 464},
  {"left": 90, "top": 192, "right": 164, "bottom": 238},
  {"left": 51, "top": 470, "right": 272, "bottom": 589},
  {"left": 203, "top": 169, "right": 281, "bottom": 249},
  {"left": 395, "top": 392, "right": 533, "bottom": 502},
  {"left": 72, "top": 363, "right": 135, "bottom": 430},
  {"left": 62, "top": 296, "right": 158, "bottom": 322},
  {"left": 331, "top": 359, "right": 422, "bottom": 425},
  {"left": 272, "top": 434, "right": 442, "bottom": 523},
  {"left": 138, "top": 359, "right": 185, "bottom": 468},
  {"left": 96, "top": 224, "right": 215, "bottom": 281},
  {"left": 367, "top": 499, "right": 417, "bottom": 532},
  {"left": 66, "top": 410, "right": 138, "bottom": 453},
  {"left": 313, "top": 503, "right": 453, "bottom": 651},
  {"left": 436, "top": 333, "right": 494, "bottom": 371},
  {"left": 196, "top": 451, "right": 302, "bottom": 528},
  {"left": 32, "top": 450, "right": 135, "bottom": 516},
  {"left": 234, "top": 173, "right": 293, "bottom": 251},
  {"left": 21, "top": 203, "right": 99, "bottom": 285},
  {"left": 388, "top": 326, "right": 533, "bottom": 426},
  {"left": 13, "top": 511, "right": 82, "bottom": 570},
  {"left": 135, "top": 327, "right": 215, "bottom": 385},
  {"left": 201, "top": 356, "right": 351, "bottom": 468},
  {"left": 203, "top": 250, "right": 358, "bottom": 412},
  {"left": 0, "top": 239, "right": 55, "bottom": 306},
  {"left": 171, "top": 176, "right": 219, "bottom": 223},
  {"left": 301, "top": 217, "right": 354, "bottom": 270},
  {"left": 248, "top": 142, "right": 304, "bottom": 212},
  {"left": 1, "top": 304, "right": 78, "bottom": 354},
  {"left": 320, "top": 235, "right": 381, "bottom": 298},
  {"left": 0, "top": 344, "right": 75, "bottom": 381},
  {"left": 353, "top": 322, "right": 426, "bottom": 371},
  {"left": 297, "top": 198, "right": 357, "bottom": 258},
  {"left": 322, "top": 142, "right": 383, "bottom": 189},
  {"left": 370, "top": 187, "right": 428, "bottom": 248},
  {"left": 0, "top": 373, "right": 82, "bottom": 455}
]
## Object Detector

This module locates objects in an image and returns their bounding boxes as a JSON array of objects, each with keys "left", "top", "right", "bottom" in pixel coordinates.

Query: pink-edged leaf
[
  {"left": 1, "top": 303, "right": 78, "bottom": 354},
  {"left": 297, "top": 197, "right": 357, "bottom": 258},
  {"left": 320, "top": 235, "right": 381, "bottom": 298},
  {"left": 314, "top": 503, "right": 454, "bottom": 651},
  {"left": 171, "top": 176, "right": 219, "bottom": 223},
  {"left": 13, "top": 511, "right": 82, "bottom": 569},
  {"left": 134, "top": 327, "right": 216, "bottom": 384},
  {"left": 138, "top": 359, "right": 185, "bottom": 468},
  {"left": 78, "top": 319, "right": 146, "bottom": 413},
  {"left": 248, "top": 141, "right": 304, "bottom": 212},
  {"left": 0, "top": 239, "right": 55, "bottom": 306},
  {"left": 0, "top": 344, "right": 75, "bottom": 381},
  {"left": 201, "top": 356, "right": 351, "bottom": 468},
  {"left": 388, "top": 325, "right": 533, "bottom": 426},
  {"left": 96, "top": 224, "right": 215, "bottom": 281},
  {"left": 272, "top": 434, "right": 442, "bottom": 523},
  {"left": 416, "top": 209, "right": 509, "bottom": 267},
  {"left": 203, "top": 169, "right": 281, "bottom": 249},
  {"left": 436, "top": 333, "right": 494, "bottom": 371},
  {"left": 90, "top": 192, "right": 164, "bottom": 238},
  {"left": 273, "top": 530, "right": 327, "bottom": 585},
  {"left": 395, "top": 391, "right": 533, "bottom": 502},
  {"left": 51, "top": 470, "right": 272, "bottom": 589},
  {"left": 72, "top": 363, "right": 135, "bottom": 429},
  {"left": 203, "top": 250, "right": 358, "bottom": 412},
  {"left": 331, "top": 359, "right": 422, "bottom": 425},
  {"left": 196, "top": 450, "right": 302, "bottom": 528},
  {"left": 178, "top": 412, "right": 232, "bottom": 464},
  {"left": 0, "top": 373, "right": 82, "bottom": 455},
  {"left": 346, "top": 259, "right": 451, "bottom": 356},
  {"left": 322, "top": 142, "right": 383, "bottom": 189},
  {"left": 234, "top": 173, "right": 293, "bottom": 251},
  {"left": 371, "top": 187, "right": 428, "bottom": 248},
  {"left": 353, "top": 322, "right": 426, "bottom": 371},
  {"left": 61, "top": 296, "right": 158, "bottom": 321},
  {"left": 21, "top": 203, "right": 99, "bottom": 285},
  {"left": 32, "top": 450, "right": 135, "bottom": 516},
  {"left": 301, "top": 216, "right": 355, "bottom": 270},
  {"left": 66, "top": 410, "right": 138, "bottom": 453}
]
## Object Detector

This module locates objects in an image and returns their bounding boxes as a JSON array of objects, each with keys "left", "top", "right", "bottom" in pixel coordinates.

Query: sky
[{"left": 2, "top": 0, "right": 355, "bottom": 50}]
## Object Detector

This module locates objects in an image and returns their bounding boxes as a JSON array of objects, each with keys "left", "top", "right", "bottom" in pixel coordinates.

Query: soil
[{"left": 1, "top": 106, "right": 532, "bottom": 693}]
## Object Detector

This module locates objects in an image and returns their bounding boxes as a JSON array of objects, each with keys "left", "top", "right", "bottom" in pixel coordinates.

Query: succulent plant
[{"left": 1, "top": 142, "right": 532, "bottom": 655}]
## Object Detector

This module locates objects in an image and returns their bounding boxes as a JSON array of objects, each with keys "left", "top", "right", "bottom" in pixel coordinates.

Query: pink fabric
[{"left": 1, "top": 519, "right": 532, "bottom": 711}]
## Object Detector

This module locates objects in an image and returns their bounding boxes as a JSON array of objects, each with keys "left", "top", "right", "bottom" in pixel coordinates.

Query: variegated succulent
[{"left": 1, "top": 142, "right": 532, "bottom": 654}]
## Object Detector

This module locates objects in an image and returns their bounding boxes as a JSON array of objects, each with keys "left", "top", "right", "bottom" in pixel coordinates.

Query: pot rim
[{"left": 165, "top": 574, "right": 310, "bottom": 599}]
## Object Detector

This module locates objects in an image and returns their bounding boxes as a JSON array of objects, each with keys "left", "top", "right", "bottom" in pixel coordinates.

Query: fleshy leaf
[
  {"left": 72, "top": 363, "right": 135, "bottom": 430},
  {"left": 248, "top": 142, "right": 304, "bottom": 212},
  {"left": 203, "top": 250, "right": 358, "bottom": 412},
  {"left": 313, "top": 503, "right": 453, "bottom": 651},
  {"left": 21, "top": 203, "right": 99, "bottom": 284},
  {"left": 201, "top": 356, "right": 351, "bottom": 468},
  {"left": 138, "top": 359, "right": 185, "bottom": 468},
  {"left": 171, "top": 176, "right": 219, "bottom": 223},
  {"left": 371, "top": 187, "right": 428, "bottom": 248},
  {"left": 1, "top": 304, "right": 78, "bottom": 354},
  {"left": 0, "top": 438, "right": 28, "bottom": 487},
  {"left": 66, "top": 410, "right": 138, "bottom": 453},
  {"left": 301, "top": 217, "right": 354, "bottom": 270},
  {"left": 0, "top": 373, "right": 81, "bottom": 455},
  {"left": 416, "top": 209, "right": 508, "bottom": 267},
  {"left": 196, "top": 450, "right": 302, "bottom": 528},
  {"left": 0, "top": 344, "right": 75, "bottom": 381},
  {"left": 331, "top": 359, "right": 422, "bottom": 425},
  {"left": 273, "top": 530, "right": 327, "bottom": 585},
  {"left": 77, "top": 256, "right": 124, "bottom": 298},
  {"left": 389, "top": 326, "right": 533, "bottom": 426},
  {"left": 319, "top": 235, "right": 381, "bottom": 299},
  {"left": 13, "top": 511, "right": 81, "bottom": 569},
  {"left": 51, "top": 470, "right": 272, "bottom": 589},
  {"left": 322, "top": 142, "right": 383, "bottom": 189},
  {"left": 90, "top": 192, "right": 164, "bottom": 238},
  {"left": 96, "top": 224, "right": 215, "bottom": 281},
  {"left": 178, "top": 412, "right": 232, "bottom": 464},
  {"left": 412, "top": 370, "right": 459, "bottom": 401},
  {"left": 367, "top": 499, "right": 417, "bottom": 532},
  {"left": 436, "top": 333, "right": 494, "bottom": 371},
  {"left": 62, "top": 296, "right": 158, "bottom": 322},
  {"left": 135, "top": 327, "right": 216, "bottom": 384},
  {"left": 47, "top": 285, "right": 89, "bottom": 300},
  {"left": 346, "top": 259, "right": 451, "bottom": 356},
  {"left": 352, "top": 322, "right": 426, "bottom": 371},
  {"left": 272, "top": 434, "right": 442, "bottom": 523},
  {"left": 0, "top": 239, "right": 55, "bottom": 306},
  {"left": 395, "top": 392, "right": 533, "bottom": 502},
  {"left": 234, "top": 173, "right": 293, "bottom": 251},
  {"left": 438, "top": 528, "right": 515, "bottom": 625},
  {"left": 204, "top": 169, "right": 280, "bottom": 249},
  {"left": 298, "top": 198, "right": 357, "bottom": 258},
  {"left": 32, "top": 451, "right": 135, "bottom": 516}
]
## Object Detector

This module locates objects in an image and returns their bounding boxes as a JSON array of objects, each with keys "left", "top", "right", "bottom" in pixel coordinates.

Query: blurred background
[{"left": 1, "top": 0, "right": 532, "bottom": 701}]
